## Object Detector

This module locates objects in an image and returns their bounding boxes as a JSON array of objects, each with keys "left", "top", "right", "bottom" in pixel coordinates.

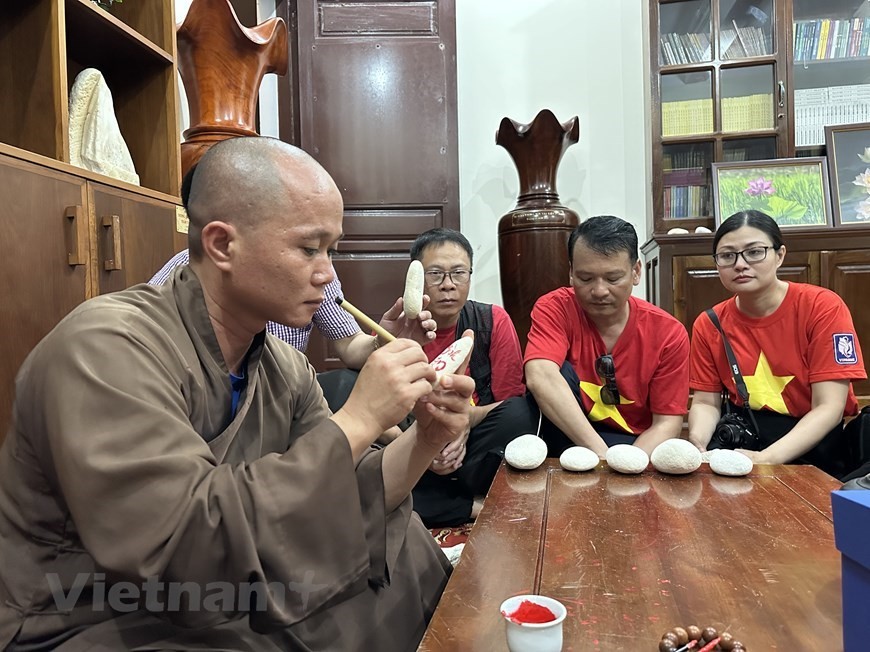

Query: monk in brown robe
[{"left": 0, "top": 137, "right": 473, "bottom": 651}]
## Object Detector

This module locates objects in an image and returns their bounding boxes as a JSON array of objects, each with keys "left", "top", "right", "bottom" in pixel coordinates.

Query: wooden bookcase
[
  {"left": 0, "top": 0, "right": 181, "bottom": 196},
  {"left": 649, "top": 0, "right": 870, "bottom": 235},
  {"left": 0, "top": 1, "right": 184, "bottom": 440}
]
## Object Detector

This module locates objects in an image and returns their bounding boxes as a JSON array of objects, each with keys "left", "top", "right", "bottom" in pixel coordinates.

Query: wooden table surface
[{"left": 418, "top": 460, "right": 842, "bottom": 651}]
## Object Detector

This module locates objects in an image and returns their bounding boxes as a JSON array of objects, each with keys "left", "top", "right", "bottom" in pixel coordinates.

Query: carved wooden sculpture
[
  {"left": 177, "top": 0, "right": 288, "bottom": 175},
  {"left": 497, "top": 109, "right": 580, "bottom": 348}
]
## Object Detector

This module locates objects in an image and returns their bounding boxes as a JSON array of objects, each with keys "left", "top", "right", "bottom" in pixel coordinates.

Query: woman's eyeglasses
[
  {"left": 595, "top": 354, "right": 620, "bottom": 405},
  {"left": 712, "top": 246, "right": 772, "bottom": 268}
]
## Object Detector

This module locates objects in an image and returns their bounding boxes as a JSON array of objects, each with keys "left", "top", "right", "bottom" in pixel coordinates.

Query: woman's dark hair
[{"left": 713, "top": 210, "right": 784, "bottom": 252}]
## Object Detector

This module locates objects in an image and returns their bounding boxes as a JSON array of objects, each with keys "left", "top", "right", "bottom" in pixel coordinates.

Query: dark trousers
[
  {"left": 525, "top": 362, "right": 636, "bottom": 457},
  {"left": 412, "top": 396, "right": 539, "bottom": 527}
]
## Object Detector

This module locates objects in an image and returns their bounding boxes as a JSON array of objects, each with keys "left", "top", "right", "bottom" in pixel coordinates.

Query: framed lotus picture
[
  {"left": 711, "top": 157, "right": 832, "bottom": 229},
  {"left": 825, "top": 122, "right": 870, "bottom": 227}
]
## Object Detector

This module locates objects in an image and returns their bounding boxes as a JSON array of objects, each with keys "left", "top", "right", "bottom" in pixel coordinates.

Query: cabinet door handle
[
  {"left": 778, "top": 80, "right": 786, "bottom": 108},
  {"left": 101, "top": 214, "right": 123, "bottom": 271},
  {"left": 65, "top": 205, "right": 88, "bottom": 266}
]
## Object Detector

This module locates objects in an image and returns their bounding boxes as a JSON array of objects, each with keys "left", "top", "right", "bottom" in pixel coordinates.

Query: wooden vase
[
  {"left": 177, "top": 0, "right": 288, "bottom": 176},
  {"left": 496, "top": 109, "right": 580, "bottom": 348}
]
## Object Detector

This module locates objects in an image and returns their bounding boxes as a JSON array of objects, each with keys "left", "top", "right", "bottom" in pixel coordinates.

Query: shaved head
[{"left": 186, "top": 137, "right": 338, "bottom": 258}]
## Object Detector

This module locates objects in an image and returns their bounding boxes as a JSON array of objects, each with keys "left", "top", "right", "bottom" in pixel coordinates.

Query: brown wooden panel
[
  {"left": 0, "top": 2, "right": 63, "bottom": 159},
  {"left": 673, "top": 252, "right": 816, "bottom": 329},
  {"left": 294, "top": 0, "right": 457, "bottom": 217},
  {"left": 417, "top": 463, "right": 548, "bottom": 652},
  {"left": 0, "top": 155, "right": 89, "bottom": 440},
  {"left": 91, "top": 183, "right": 180, "bottom": 294},
  {"left": 319, "top": 2, "right": 437, "bottom": 35},
  {"left": 821, "top": 248, "right": 870, "bottom": 399}
]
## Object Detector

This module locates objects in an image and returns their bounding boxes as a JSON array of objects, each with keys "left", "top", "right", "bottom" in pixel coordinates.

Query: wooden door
[
  {"left": 90, "top": 183, "right": 180, "bottom": 295},
  {"left": 673, "top": 251, "right": 818, "bottom": 330},
  {"left": 281, "top": 0, "right": 459, "bottom": 369},
  {"left": 0, "top": 155, "right": 90, "bottom": 439},
  {"left": 821, "top": 249, "right": 870, "bottom": 399}
]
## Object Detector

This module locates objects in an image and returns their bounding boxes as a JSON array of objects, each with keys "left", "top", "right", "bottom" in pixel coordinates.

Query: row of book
[
  {"left": 794, "top": 18, "right": 870, "bottom": 62},
  {"left": 660, "top": 25, "right": 770, "bottom": 65},
  {"left": 795, "top": 103, "right": 870, "bottom": 147},
  {"left": 662, "top": 94, "right": 773, "bottom": 137},
  {"left": 663, "top": 184, "right": 709, "bottom": 219}
]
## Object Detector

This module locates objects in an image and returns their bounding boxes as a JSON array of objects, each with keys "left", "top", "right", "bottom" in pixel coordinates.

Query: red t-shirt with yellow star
[
  {"left": 524, "top": 288, "right": 690, "bottom": 434},
  {"left": 690, "top": 282, "right": 866, "bottom": 417}
]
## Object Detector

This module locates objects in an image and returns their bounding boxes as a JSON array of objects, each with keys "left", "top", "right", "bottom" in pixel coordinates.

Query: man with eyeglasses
[
  {"left": 524, "top": 215, "right": 690, "bottom": 458},
  {"left": 408, "top": 228, "right": 535, "bottom": 527}
]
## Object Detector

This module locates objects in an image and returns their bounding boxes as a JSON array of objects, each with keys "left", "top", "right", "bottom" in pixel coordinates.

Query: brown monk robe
[{"left": 0, "top": 137, "right": 473, "bottom": 651}]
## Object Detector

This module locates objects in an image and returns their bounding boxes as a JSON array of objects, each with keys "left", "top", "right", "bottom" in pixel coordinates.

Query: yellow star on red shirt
[
  {"left": 743, "top": 351, "right": 794, "bottom": 415},
  {"left": 579, "top": 380, "right": 635, "bottom": 433}
]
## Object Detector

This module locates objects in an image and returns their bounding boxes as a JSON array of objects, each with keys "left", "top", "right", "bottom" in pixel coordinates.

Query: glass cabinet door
[
  {"left": 719, "top": 0, "right": 775, "bottom": 59},
  {"left": 662, "top": 142, "right": 714, "bottom": 219},
  {"left": 659, "top": 0, "right": 712, "bottom": 65},
  {"left": 661, "top": 71, "right": 714, "bottom": 137},
  {"left": 793, "top": 0, "right": 870, "bottom": 147}
]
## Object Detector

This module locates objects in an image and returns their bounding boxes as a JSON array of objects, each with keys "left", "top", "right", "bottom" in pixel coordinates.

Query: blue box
[{"left": 832, "top": 490, "right": 870, "bottom": 652}]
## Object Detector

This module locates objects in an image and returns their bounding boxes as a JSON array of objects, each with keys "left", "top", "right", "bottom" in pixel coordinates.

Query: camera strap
[{"left": 705, "top": 309, "right": 760, "bottom": 434}]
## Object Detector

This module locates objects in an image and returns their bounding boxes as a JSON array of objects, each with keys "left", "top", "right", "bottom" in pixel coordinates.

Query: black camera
[{"left": 710, "top": 412, "right": 761, "bottom": 451}]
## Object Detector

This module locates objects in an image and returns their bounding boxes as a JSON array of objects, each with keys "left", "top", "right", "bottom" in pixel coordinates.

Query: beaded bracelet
[{"left": 659, "top": 625, "right": 746, "bottom": 652}]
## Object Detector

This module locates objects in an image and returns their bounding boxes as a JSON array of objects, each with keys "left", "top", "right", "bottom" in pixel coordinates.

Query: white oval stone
[
  {"left": 559, "top": 446, "right": 599, "bottom": 472},
  {"left": 650, "top": 439, "right": 702, "bottom": 475},
  {"left": 709, "top": 449, "right": 753, "bottom": 476},
  {"left": 504, "top": 434, "right": 547, "bottom": 470},
  {"left": 605, "top": 444, "right": 649, "bottom": 474}
]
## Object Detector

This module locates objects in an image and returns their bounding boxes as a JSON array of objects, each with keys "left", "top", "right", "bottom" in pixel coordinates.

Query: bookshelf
[
  {"left": 0, "top": 0, "right": 181, "bottom": 195},
  {"left": 650, "top": 0, "right": 870, "bottom": 235}
]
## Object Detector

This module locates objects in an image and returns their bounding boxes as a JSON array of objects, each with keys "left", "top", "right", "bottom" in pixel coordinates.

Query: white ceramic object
[
  {"left": 605, "top": 444, "right": 649, "bottom": 474},
  {"left": 695, "top": 226, "right": 712, "bottom": 233},
  {"left": 429, "top": 335, "right": 473, "bottom": 385},
  {"left": 709, "top": 449, "right": 753, "bottom": 476},
  {"left": 667, "top": 227, "right": 690, "bottom": 234},
  {"left": 504, "top": 435, "right": 547, "bottom": 470},
  {"left": 559, "top": 446, "right": 599, "bottom": 472},
  {"left": 403, "top": 259, "right": 424, "bottom": 318},
  {"left": 500, "top": 594, "right": 567, "bottom": 652},
  {"left": 650, "top": 439, "right": 702, "bottom": 474}
]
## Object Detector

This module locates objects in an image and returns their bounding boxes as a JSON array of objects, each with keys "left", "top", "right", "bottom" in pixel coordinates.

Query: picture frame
[
  {"left": 711, "top": 157, "right": 833, "bottom": 230},
  {"left": 824, "top": 122, "right": 870, "bottom": 227}
]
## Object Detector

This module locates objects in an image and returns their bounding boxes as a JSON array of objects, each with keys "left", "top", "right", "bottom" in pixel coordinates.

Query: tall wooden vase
[
  {"left": 497, "top": 109, "right": 580, "bottom": 349},
  {"left": 177, "top": 0, "right": 288, "bottom": 176}
]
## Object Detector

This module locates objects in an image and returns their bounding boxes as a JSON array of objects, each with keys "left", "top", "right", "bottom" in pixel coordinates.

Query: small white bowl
[{"left": 500, "top": 594, "right": 567, "bottom": 652}]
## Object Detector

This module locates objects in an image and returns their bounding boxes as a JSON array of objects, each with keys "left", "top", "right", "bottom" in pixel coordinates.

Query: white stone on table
[
  {"left": 650, "top": 439, "right": 702, "bottom": 474},
  {"left": 605, "top": 444, "right": 649, "bottom": 474},
  {"left": 559, "top": 446, "right": 599, "bottom": 472},
  {"left": 504, "top": 434, "right": 547, "bottom": 470},
  {"left": 709, "top": 449, "right": 753, "bottom": 476}
]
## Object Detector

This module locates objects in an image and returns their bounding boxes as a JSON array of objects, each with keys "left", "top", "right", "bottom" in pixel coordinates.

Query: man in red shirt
[
  {"left": 410, "top": 228, "right": 535, "bottom": 527},
  {"left": 524, "top": 215, "right": 690, "bottom": 457}
]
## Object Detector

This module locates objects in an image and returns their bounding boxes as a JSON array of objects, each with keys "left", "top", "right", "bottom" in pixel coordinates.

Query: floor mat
[{"left": 429, "top": 523, "right": 473, "bottom": 548}]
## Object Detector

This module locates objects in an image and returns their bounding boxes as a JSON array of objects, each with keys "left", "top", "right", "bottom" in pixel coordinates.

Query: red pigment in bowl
[{"left": 504, "top": 599, "right": 557, "bottom": 624}]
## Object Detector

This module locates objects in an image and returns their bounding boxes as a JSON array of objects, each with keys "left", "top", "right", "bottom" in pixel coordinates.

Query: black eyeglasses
[
  {"left": 424, "top": 269, "right": 472, "bottom": 286},
  {"left": 595, "top": 354, "right": 620, "bottom": 405},
  {"left": 712, "top": 246, "right": 773, "bottom": 268}
]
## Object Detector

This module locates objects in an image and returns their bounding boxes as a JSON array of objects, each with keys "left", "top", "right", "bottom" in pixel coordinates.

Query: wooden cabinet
[
  {"left": 0, "top": 0, "right": 180, "bottom": 196},
  {"left": 648, "top": 0, "right": 870, "bottom": 235},
  {"left": 0, "top": 148, "right": 182, "bottom": 440},
  {"left": 643, "top": 229, "right": 870, "bottom": 401}
]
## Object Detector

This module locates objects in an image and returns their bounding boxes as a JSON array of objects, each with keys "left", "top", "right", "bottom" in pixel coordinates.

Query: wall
[{"left": 174, "top": 0, "right": 653, "bottom": 302}]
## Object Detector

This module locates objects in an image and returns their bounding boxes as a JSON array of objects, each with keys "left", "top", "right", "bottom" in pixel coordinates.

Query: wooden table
[{"left": 419, "top": 460, "right": 842, "bottom": 651}]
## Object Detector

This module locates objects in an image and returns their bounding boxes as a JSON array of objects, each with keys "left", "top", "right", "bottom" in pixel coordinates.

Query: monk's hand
[
  {"left": 341, "top": 339, "right": 436, "bottom": 437},
  {"left": 379, "top": 295, "right": 437, "bottom": 344},
  {"left": 413, "top": 372, "right": 475, "bottom": 455}
]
